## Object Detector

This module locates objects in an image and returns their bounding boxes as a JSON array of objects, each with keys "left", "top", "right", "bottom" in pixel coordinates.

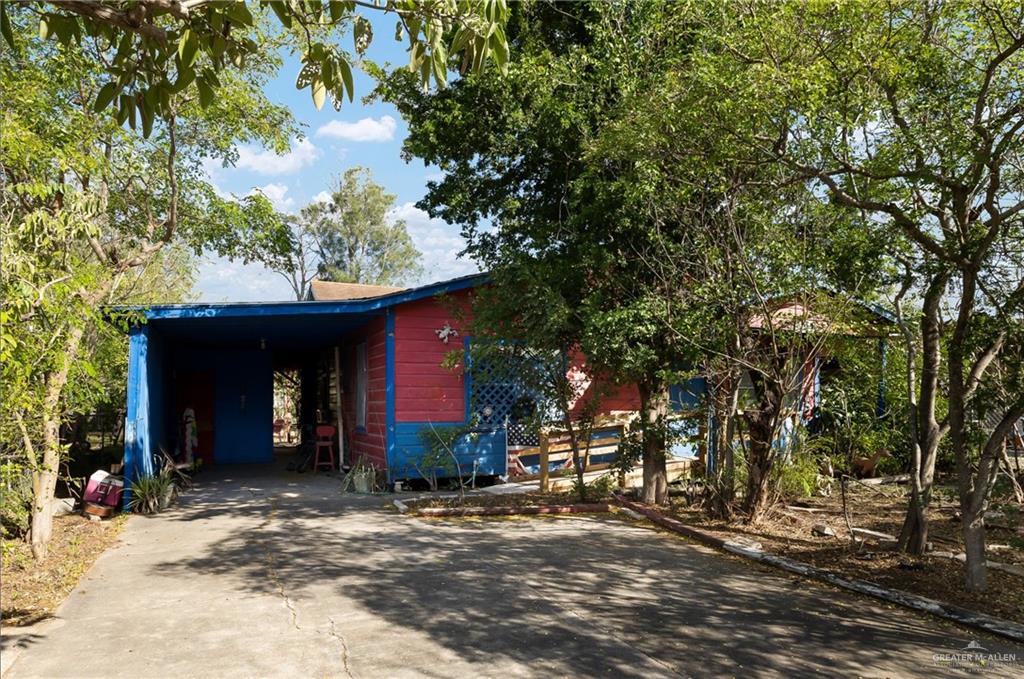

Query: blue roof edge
[{"left": 114, "top": 272, "right": 489, "bottom": 321}]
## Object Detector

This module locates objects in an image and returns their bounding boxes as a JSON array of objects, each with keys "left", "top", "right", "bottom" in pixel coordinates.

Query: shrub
[
  {"left": 127, "top": 472, "right": 173, "bottom": 514},
  {"left": 0, "top": 462, "right": 32, "bottom": 539},
  {"left": 775, "top": 452, "right": 821, "bottom": 500},
  {"left": 572, "top": 473, "right": 616, "bottom": 501}
]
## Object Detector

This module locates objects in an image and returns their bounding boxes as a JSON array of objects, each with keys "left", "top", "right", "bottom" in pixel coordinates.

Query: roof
[
  {"left": 117, "top": 272, "right": 488, "bottom": 321},
  {"left": 307, "top": 280, "right": 406, "bottom": 301}
]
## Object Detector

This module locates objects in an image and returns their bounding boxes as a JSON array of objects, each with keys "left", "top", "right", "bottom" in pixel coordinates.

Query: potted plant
[{"left": 348, "top": 459, "right": 376, "bottom": 494}]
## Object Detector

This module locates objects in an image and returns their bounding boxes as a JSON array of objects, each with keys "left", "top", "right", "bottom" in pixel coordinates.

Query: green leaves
[
  {"left": 6, "top": 1, "right": 511, "bottom": 135},
  {"left": 93, "top": 82, "right": 118, "bottom": 113},
  {"left": 197, "top": 78, "right": 214, "bottom": 109},
  {"left": 353, "top": 16, "right": 372, "bottom": 56},
  {"left": 311, "top": 77, "right": 327, "bottom": 110},
  {"left": 338, "top": 59, "right": 354, "bottom": 103},
  {"left": 178, "top": 29, "right": 199, "bottom": 68},
  {"left": 0, "top": 3, "right": 13, "bottom": 50}
]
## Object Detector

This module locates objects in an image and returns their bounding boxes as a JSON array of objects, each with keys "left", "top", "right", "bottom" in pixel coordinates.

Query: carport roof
[
  {"left": 120, "top": 272, "right": 487, "bottom": 321},
  {"left": 110, "top": 273, "right": 487, "bottom": 349}
]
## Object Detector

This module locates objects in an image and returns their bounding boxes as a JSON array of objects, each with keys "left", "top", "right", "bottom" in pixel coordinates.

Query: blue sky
[{"left": 197, "top": 14, "right": 479, "bottom": 302}]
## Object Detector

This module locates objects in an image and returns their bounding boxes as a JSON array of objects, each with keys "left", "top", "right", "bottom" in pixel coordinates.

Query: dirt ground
[
  {"left": 662, "top": 479, "right": 1024, "bottom": 625},
  {"left": 1, "top": 513, "right": 126, "bottom": 626}
]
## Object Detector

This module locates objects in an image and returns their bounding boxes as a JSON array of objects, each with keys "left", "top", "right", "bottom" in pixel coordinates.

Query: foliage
[
  {"left": 1, "top": 0, "right": 510, "bottom": 134},
  {"left": 127, "top": 471, "right": 174, "bottom": 515},
  {"left": 571, "top": 472, "right": 615, "bottom": 503},
  {"left": 377, "top": 1, "right": 698, "bottom": 505},
  {"left": 685, "top": 0, "right": 1024, "bottom": 589},
  {"left": 0, "top": 17, "right": 293, "bottom": 558},
  {"left": 301, "top": 167, "right": 423, "bottom": 286},
  {"left": 414, "top": 423, "right": 476, "bottom": 495},
  {"left": 0, "top": 462, "right": 33, "bottom": 539},
  {"left": 806, "top": 337, "right": 910, "bottom": 476},
  {"left": 775, "top": 452, "right": 822, "bottom": 502}
]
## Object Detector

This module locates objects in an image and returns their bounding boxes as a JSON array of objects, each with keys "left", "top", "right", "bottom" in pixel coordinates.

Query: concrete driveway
[{"left": 3, "top": 466, "right": 1022, "bottom": 678}]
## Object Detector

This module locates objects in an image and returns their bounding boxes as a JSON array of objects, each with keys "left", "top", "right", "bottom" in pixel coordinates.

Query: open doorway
[
  {"left": 273, "top": 349, "right": 346, "bottom": 473},
  {"left": 273, "top": 368, "right": 301, "bottom": 450}
]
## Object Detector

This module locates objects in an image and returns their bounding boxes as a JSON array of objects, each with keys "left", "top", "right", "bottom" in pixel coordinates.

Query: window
[{"left": 355, "top": 342, "right": 368, "bottom": 430}]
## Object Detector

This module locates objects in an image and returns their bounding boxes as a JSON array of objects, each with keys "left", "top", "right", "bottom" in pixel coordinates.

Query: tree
[
  {"left": 3, "top": 0, "right": 510, "bottom": 131},
  {"left": 685, "top": 1, "right": 1024, "bottom": 590},
  {"left": 1, "top": 15, "right": 293, "bottom": 559},
  {"left": 299, "top": 167, "right": 423, "bottom": 286},
  {"left": 377, "top": 1, "right": 699, "bottom": 505},
  {"left": 458, "top": 265, "right": 611, "bottom": 502},
  {"left": 273, "top": 213, "right": 319, "bottom": 300},
  {"left": 1, "top": 0, "right": 512, "bottom": 558}
]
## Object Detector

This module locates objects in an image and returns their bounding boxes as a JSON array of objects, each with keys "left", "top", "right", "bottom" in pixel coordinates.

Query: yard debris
[
  {"left": 851, "top": 527, "right": 898, "bottom": 545},
  {"left": 930, "top": 552, "right": 1024, "bottom": 579},
  {"left": 618, "top": 507, "right": 646, "bottom": 521},
  {"left": 811, "top": 524, "right": 836, "bottom": 537},
  {"left": 857, "top": 474, "right": 910, "bottom": 486},
  {"left": 392, "top": 499, "right": 409, "bottom": 514}
]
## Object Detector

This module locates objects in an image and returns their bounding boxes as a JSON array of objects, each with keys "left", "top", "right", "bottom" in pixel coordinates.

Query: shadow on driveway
[{"left": 144, "top": 467, "right": 1024, "bottom": 678}]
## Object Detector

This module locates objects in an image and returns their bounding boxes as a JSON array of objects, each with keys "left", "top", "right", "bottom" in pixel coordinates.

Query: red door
[{"left": 176, "top": 371, "right": 215, "bottom": 466}]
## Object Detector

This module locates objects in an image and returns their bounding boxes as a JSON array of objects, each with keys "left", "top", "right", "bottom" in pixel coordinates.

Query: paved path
[{"left": 3, "top": 466, "right": 1022, "bottom": 678}]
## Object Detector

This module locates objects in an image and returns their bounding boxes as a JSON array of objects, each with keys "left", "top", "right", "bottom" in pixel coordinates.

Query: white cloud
[
  {"left": 196, "top": 255, "right": 296, "bottom": 302},
  {"left": 389, "top": 202, "right": 480, "bottom": 284},
  {"left": 311, "top": 190, "right": 332, "bottom": 205},
  {"left": 316, "top": 115, "right": 397, "bottom": 142},
  {"left": 248, "top": 183, "right": 295, "bottom": 212},
  {"left": 235, "top": 137, "right": 320, "bottom": 175}
]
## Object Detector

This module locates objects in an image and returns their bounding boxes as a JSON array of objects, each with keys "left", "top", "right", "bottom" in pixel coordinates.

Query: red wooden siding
[
  {"left": 566, "top": 349, "right": 641, "bottom": 418},
  {"left": 391, "top": 290, "right": 642, "bottom": 426},
  {"left": 343, "top": 316, "right": 387, "bottom": 468},
  {"left": 393, "top": 294, "right": 471, "bottom": 423}
]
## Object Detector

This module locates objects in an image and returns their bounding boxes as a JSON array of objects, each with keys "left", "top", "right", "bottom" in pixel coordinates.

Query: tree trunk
[
  {"left": 898, "top": 272, "right": 947, "bottom": 555},
  {"left": 740, "top": 363, "right": 786, "bottom": 524},
  {"left": 563, "top": 415, "right": 588, "bottom": 502},
  {"left": 638, "top": 380, "right": 669, "bottom": 505},
  {"left": 709, "top": 368, "right": 739, "bottom": 519},
  {"left": 962, "top": 516, "right": 987, "bottom": 592},
  {"left": 959, "top": 403, "right": 1024, "bottom": 591},
  {"left": 30, "top": 323, "right": 86, "bottom": 561},
  {"left": 742, "top": 418, "right": 775, "bottom": 523}
]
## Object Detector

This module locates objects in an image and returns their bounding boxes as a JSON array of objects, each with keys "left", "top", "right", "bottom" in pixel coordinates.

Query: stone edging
[{"left": 614, "top": 495, "right": 1024, "bottom": 644}]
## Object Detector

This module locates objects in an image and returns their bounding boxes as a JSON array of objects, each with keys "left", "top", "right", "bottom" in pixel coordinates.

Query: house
[
  {"left": 121, "top": 274, "right": 495, "bottom": 490},
  {"left": 119, "top": 273, "right": 891, "bottom": 497}
]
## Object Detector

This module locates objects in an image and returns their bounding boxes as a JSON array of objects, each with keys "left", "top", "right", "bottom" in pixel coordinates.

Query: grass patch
[{"left": 1, "top": 513, "right": 127, "bottom": 626}]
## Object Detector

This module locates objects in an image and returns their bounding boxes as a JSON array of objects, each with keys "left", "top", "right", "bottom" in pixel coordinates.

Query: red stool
[{"left": 314, "top": 425, "right": 336, "bottom": 472}]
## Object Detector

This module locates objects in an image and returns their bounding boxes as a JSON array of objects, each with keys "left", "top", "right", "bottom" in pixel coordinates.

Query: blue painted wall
[
  {"left": 390, "top": 422, "right": 507, "bottom": 480},
  {"left": 169, "top": 346, "right": 274, "bottom": 464},
  {"left": 146, "top": 328, "right": 167, "bottom": 462},
  {"left": 214, "top": 350, "right": 273, "bottom": 463},
  {"left": 670, "top": 377, "right": 707, "bottom": 411},
  {"left": 123, "top": 325, "right": 154, "bottom": 506}
]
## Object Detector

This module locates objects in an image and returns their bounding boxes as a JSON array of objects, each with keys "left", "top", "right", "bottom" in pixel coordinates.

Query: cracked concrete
[{"left": 4, "top": 462, "right": 1023, "bottom": 678}]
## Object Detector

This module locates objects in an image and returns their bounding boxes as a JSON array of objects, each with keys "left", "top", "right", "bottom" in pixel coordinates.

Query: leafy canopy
[{"left": 2, "top": 0, "right": 510, "bottom": 136}]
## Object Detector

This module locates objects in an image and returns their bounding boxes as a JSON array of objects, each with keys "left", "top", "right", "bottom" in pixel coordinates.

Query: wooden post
[
  {"left": 539, "top": 432, "right": 550, "bottom": 492},
  {"left": 616, "top": 424, "right": 627, "bottom": 489}
]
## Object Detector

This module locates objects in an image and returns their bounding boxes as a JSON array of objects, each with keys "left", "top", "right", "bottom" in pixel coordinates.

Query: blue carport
[{"left": 122, "top": 299, "right": 383, "bottom": 501}]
